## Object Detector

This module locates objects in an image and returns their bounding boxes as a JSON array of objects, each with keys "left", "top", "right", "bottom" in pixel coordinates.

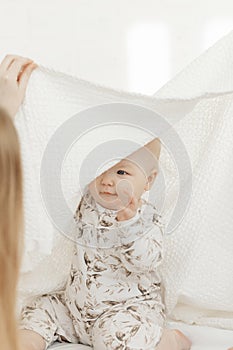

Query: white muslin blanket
[{"left": 17, "top": 30, "right": 233, "bottom": 330}]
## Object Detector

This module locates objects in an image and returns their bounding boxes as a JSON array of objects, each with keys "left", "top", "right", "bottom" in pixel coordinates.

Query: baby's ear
[{"left": 144, "top": 170, "right": 158, "bottom": 191}]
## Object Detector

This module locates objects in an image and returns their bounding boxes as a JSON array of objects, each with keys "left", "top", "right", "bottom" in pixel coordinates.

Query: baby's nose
[{"left": 101, "top": 172, "right": 114, "bottom": 186}]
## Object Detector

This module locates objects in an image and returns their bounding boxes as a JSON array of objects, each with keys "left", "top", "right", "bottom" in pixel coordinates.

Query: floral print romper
[{"left": 20, "top": 190, "right": 165, "bottom": 349}]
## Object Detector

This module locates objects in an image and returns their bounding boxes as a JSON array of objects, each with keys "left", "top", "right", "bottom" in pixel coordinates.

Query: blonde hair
[{"left": 0, "top": 109, "right": 23, "bottom": 350}]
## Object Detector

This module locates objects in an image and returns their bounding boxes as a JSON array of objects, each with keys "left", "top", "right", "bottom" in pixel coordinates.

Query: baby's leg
[
  {"left": 19, "top": 292, "right": 78, "bottom": 349},
  {"left": 92, "top": 301, "right": 164, "bottom": 350},
  {"left": 156, "top": 329, "right": 192, "bottom": 350},
  {"left": 19, "top": 329, "right": 46, "bottom": 350}
]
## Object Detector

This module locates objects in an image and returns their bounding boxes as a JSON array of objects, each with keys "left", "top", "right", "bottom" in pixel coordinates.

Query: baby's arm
[{"left": 117, "top": 222, "right": 163, "bottom": 274}]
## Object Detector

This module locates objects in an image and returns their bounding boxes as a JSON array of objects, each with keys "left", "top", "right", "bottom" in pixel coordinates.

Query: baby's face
[{"left": 88, "top": 159, "right": 149, "bottom": 211}]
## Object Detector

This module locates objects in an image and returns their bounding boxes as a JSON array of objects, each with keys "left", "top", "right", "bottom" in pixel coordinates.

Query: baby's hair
[
  {"left": 144, "top": 138, "right": 161, "bottom": 161},
  {"left": 126, "top": 138, "right": 161, "bottom": 177}
]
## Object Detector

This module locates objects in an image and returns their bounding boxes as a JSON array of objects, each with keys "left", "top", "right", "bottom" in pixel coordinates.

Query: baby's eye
[{"left": 117, "top": 170, "right": 129, "bottom": 175}]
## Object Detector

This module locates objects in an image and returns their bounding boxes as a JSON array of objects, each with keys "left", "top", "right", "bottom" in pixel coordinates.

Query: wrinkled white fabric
[{"left": 17, "top": 30, "right": 233, "bottom": 330}]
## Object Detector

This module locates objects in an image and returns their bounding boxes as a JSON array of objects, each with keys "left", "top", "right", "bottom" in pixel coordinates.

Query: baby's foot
[
  {"left": 155, "top": 329, "right": 191, "bottom": 350},
  {"left": 174, "top": 329, "right": 192, "bottom": 350}
]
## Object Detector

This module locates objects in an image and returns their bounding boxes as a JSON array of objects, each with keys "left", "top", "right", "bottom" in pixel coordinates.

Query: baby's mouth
[{"left": 100, "top": 191, "right": 117, "bottom": 197}]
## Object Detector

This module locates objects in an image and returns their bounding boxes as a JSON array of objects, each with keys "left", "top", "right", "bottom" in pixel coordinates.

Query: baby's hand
[{"left": 116, "top": 191, "right": 139, "bottom": 222}]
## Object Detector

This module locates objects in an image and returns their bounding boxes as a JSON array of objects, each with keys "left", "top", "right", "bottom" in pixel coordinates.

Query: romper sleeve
[{"left": 115, "top": 203, "right": 164, "bottom": 273}]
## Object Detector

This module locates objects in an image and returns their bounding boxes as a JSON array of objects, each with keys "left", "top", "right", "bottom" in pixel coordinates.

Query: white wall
[{"left": 0, "top": 0, "right": 233, "bottom": 94}]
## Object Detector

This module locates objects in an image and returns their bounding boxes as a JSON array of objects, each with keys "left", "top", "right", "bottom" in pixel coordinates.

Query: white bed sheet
[{"left": 50, "top": 321, "right": 233, "bottom": 350}]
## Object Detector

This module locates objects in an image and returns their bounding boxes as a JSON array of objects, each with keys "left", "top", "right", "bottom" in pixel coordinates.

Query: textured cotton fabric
[{"left": 17, "top": 30, "right": 233, "bottom": 330}]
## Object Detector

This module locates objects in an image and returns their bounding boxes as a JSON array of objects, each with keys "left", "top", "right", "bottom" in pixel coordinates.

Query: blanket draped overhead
[{"left": 17, "top": 30, "right": 233, "bottom": 329}]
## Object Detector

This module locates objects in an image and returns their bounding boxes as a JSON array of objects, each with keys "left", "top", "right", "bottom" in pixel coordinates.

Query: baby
[{"left": 19, "top": 139, "right": 191, "bottom": 350}]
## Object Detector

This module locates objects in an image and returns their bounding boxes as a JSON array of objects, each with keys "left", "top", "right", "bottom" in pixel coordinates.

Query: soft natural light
[
  {"left": 203, "top": 19, "right": 233, "bottom": 50},
  {"left": 127, "top": 23, "right": 171, "bottom": 95}
]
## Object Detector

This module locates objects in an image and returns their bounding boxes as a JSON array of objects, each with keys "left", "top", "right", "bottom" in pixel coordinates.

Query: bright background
[{"left": 0, "top": 0, "right": 233, "bottom": 94}]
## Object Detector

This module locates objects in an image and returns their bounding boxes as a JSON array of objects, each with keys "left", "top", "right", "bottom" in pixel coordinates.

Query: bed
[{"left": 50, "top": 322, "right": 233, "bottom": 349}]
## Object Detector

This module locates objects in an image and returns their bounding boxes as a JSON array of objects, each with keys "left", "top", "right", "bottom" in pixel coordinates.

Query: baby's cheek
[{"left": 116, "top": 179, "right": 134, "bottom": 207}]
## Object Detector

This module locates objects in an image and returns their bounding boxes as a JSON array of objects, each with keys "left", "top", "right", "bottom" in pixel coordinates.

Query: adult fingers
[
  {"left": 7, "top": 58, "right": 34, "bottom": 81},
  {"left": 18, "top": 62, "right": 37, "bottom": 91},
  {"left": 0, "top": 55, "right": 15, "bottom": 73},
  {"left": 0, "top": 54, "right": 32, "bottom": 74}
]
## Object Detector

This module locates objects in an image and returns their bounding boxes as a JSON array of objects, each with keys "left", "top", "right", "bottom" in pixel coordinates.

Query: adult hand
[{"left": 0, "top": 55, "right": 37, "bottom": 118}]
